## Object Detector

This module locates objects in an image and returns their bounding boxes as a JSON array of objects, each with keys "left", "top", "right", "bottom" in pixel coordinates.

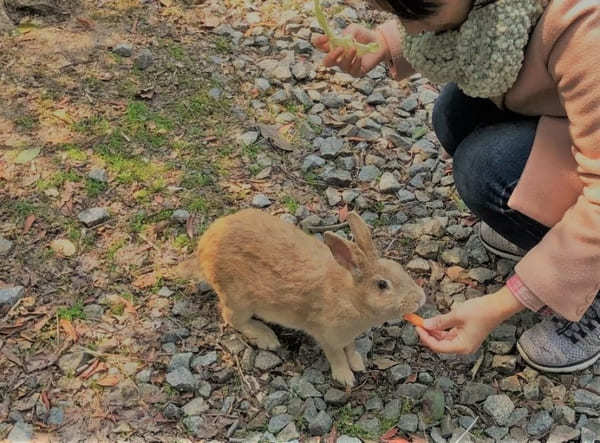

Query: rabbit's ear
[
  {"left": 324, "top": 232, "right": 366, "bottom": 275},
  {"left": 347, "top": 212, "right": 377, "bottom": 258}
]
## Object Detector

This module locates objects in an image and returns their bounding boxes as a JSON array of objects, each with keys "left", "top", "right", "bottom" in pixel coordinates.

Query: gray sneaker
[
  {"left": 517, "top": 299, "right": 600, "bottom": 372},
  {"left": 478, "top": 222, "right": 526, "bottom": 261}
]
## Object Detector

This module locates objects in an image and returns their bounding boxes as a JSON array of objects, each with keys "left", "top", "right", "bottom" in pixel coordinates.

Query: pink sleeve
[{"left": 507, "top": 274, "right": 545, "bottom": 312}]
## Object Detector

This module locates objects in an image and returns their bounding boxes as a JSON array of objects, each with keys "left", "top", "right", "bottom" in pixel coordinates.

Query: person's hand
[
  {"left": 311, "top": 24, "right": 390, "bottom": 77},
  {"left": 416, "top": 287, "right": 525, "bottom": 355}
]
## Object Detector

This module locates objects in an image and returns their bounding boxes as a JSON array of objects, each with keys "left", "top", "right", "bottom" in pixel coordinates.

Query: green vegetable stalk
[{"left": 313, "top": 0, "right": 380, "bottom": 56}]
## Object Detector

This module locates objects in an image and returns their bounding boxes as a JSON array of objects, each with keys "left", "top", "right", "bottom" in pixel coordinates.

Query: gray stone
[
  {"left": 166, "top": 367, "right": 197, "bottom": 392},
  {"left": 172, "top": 209, "right": 190, "bottom": 224},
  {"left": 7, "top": 421, "right": 33, "bottom": 443},
  {"left": 280, "top": 214, "right": 297, "bottom": 225},
  {"left": 337, "top": 436, "right": 362, "bottom": 443},
  {"left": 489, "top": 341, "right": 514, "bottom": 355},
  {"left": 251, "top": 194, "right": 271, "bottom": 208},
  {"left": 78, "top": 207, "right": 109, "bottom": 227},
  {"left": 547, "top": 425, "right": 580, "bottom": 443},
  {"left": 366, "top": 92, "right": 386, "bottom": 105},
  {"left": 183, "top": 397, "right": 209, "bottom": 416},
  {"left": 460, "top": 383, "right": 496, "bottom": 404},
  {"left": 485, "top": 426, "right": 508, "bottom": 440},
  {"left": 293, "top": 87, "right": 312, "bottom": 107},
  {"left": 326, "top": 187, "right": 341, "bottom": 206},
  {"left": 182, "top": 416, "right": 212, "bottom": 438},
  {"left": 302, "top": 154, "right": 325, "bottom": 172},
  {"left": 278, "top": 422, "right": 300, "bottom": 441},
  {"left": 379, "top": 172, "right": 401, "bottom": 193},
  {"left": 324, "top": 388, "right": 349, "bottom": 406},
  {"left": 273, "top": 65, "right": 292, "bottom": 81},
  {"left": 169, "top": 352, "right": 193, "bottom": 371},
  {"left": 239, "top": 131, "right": 259, "bottom": 146},
  {"left": 361, "top": 211, "right": 378, "bottom": 225},
  {"left": 268, "top": 414, "right": 293, "bottom": 434},
  {"left": 197, "top": 380, "right": 212, "bottom": 398},
  {"left": 398, "top": 413, "right": 418, "bottom": 433},
  {"left": 302, "top": 368, "right": 325, "bottom": 384},
  {"left": 397, "top": 189, "right": 416, "bottom": 202},
  {"left": 135, "top": 49, "right": 153, "bottom": 70},
  {"left": 406, "top": 258, "right": 430, "bottom": 272},
  {"left": 447, "top": 225, "right": 472, "bottom": 241},
  {"left": 383, "top": 399, "right": 401, "bottom": 420},
  {"left": 47, "top": 407, "right": 64, "bottom": 426},
  {"left": 416, "top": 239, "right": 441, "bottom": 259},
  {"left": 465, "top": 235, "right": 490, "bottom": 264},
  {"left": 254, "top": 351, "right": 282, "bottom": 371},
  {"left": 294, "top": 39, "right": 313, "bottom": 54},
  {"left": 553, "top": 405, "right": 576, "bottom": 425},
  {"left": 492, "top": 355, "right": 517, "bottom": 374},
  {"left": 483, "top": 394, "right": 515, "bottom": 425},
  {"left": 354, "top": 78, "right": 375, "bottom": 95},
  {"left": 499, "top": 375, "right": 521, "bottom": 392},
  {"left": 435, "top": 376, "right": 454, "bottom": 392},
  {"left": 418, "top": 372, "right": 434, "bottom": 385},
  {"left": 441, "top": 247, "right": 468, "bottom": 266},
  {"left": 321, "top": 93, "right": 344, "bottom": 108},
  {"left": 357, "top": 416, "right": 380, "bottom": 434},
  {"left": 321, "top": 168, "right": 352, "bottom": 187},
  {"left": 82, "top": 304, "right": 103, "bottom": 320},
  {"left": 527, "top": 411, "right": 553, "bottom": 436},
  {"left": 0, "top": 286, "right": 25, "bottom": 307},
  {"left": 358, "top": 165, "right": 381, "bottom": 182},
  {"left": 319, "top": 137, "right": 344, "bottom": 159},
  {"left": 88, "top": 168, "right": 108, "bottom": 183},
  {"left": 113, "top": 43, "right": 133, "bottom": 57},
  {"left": 292, "top": 63, "right": 310, "bottom": 81},
  {"left": 523, "top": 381, "right": 540, "bottom": 400},
  {"left": 289, "top": 376, "right": 321, "bottom": 399},
  {"left": 468, "top": 267, "right": 496, "bottom": 283},
  {"left": 388, "top": 363, "right": 412, "bottom": 384},
  {"left": 308, "top": 410, "right": 332, "bottom": 435},
  {"left": 255, "top": 78, "right": 271, "bottom": 92},
  {"left": 574, "top": 389, "right": 600, "bottom": 408},
  {"left": 57, "top": 351, "right": 92, "bottom": 374},
  {"left": 157, "top": 286, "right": 173, "bottom": 297},
  {"left": 400, "top": 96, "right": 418, "bottom": 112},
  {"left": 491, "top": 324, "right": 517, "bottom": 341},
  {"left": 396, "top": 383, "right": 428, "bottom": 400},
  {"left": 264, "top": 391, "right": 289, "bottom": 412},
  {"left": 401, "top": 324, "right": 419, "bottom": 346},
  {"left": 506, "top": 407, "right": 529, "bottom": 427},
  {"left": 161, "top": 327, "right": 190, "bottom": 343},
  {"left": 336, "top": 156, "right": 355, "bottom": 170},
  {"left": 163, "top": 403, "right": 182, "bottom": 419},
  {"left": 135, "top": 368, "right": 152, "bottom": 383},
  {"left": 0, "top": 236, "right": 13, "bottom": 255},
  {"left": 422, "top": 388, "right": 445, "bottom": 422}
]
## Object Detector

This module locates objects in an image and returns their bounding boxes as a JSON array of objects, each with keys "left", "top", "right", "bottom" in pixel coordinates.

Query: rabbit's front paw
[
  {"left": 331, "top": 366, "right": 355, "bottom": 387},
  {"left": 346, "top": 350, "right": 365, "bottom": 372},
  {"left": 252, "top": 331, "right": 281, "bottom": 351}
]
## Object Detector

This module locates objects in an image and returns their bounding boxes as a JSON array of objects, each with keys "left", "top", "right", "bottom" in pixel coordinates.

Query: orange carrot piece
[{"left": 403, "top": 313, "right": 425, "bottom": 328}]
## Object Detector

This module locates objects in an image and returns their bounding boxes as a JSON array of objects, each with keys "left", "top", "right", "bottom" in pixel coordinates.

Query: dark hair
[{"left": 370, "top": 0, "right": 441, "bottom": 20}]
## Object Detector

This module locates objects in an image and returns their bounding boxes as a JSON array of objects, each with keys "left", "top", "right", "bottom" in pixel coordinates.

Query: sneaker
[
  {"left": 517, "top": 299, "right": 600, "bottom": 373},
  {"left": 478, "top": 222, "right": 526, "bottom": 261}
]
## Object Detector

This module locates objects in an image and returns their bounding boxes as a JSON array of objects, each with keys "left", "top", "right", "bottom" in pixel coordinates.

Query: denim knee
[{"left": 432, "top": 84, "right": 463, "bottom": 156}]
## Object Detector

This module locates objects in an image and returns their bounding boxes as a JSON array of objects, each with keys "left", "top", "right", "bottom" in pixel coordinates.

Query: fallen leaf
[
  {"left": 80, "top": 360, "right": 109, "bottom": 379},
  {"left": 132, "top": 272, "right": 157, "bottom": 290},
  {"left": 373, "top": 357, "right": 398, "bottom": 370},
  {"left": 23, "top": 215, "right": 35, "bottom": 234},
  {"left": 41, "top": 391, "right": 51, "bottom": 410},
  {"left": 118, "top": 295, "right": 137, "bottom": 315},
  {"left": 59, "top": 319, "right": 78, "bottom": 341},
  {"left": 405, "top": 373, "right": 418, "bottom": 383},
  {"left": 186, "top": 215, "right": 196, "bottom": 240},
  {"left": 14, "top": 148, "right": 41, "bottom": 164},
  {"left": 258, "top": 124, "right": 294, "bottom": 152},
  {"left": 380, "top": 426, "right": 398, "bottom": 440},
  {"left": 76, "top": 17, "right": 95, "bottom": 29},
  {"left": 96, "top": 374, "right": 119, "bottom": 387},
  {"left": 51, "top": 239, "right": 77, "bottom": 257},
  {"left": 339, "top": 204, "right": 349, "bottom": 222}
]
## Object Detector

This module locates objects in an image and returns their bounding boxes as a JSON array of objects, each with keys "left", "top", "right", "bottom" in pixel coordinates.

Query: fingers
[
  {"left": 322, "top": 47, "right": 345, "bottom": 67},
  {"left": 311, "top": 34, "right": 330, "bottom": 52},
  {"left": 338, "top": 47, "right": 357, "bottom": 72},
  {"left": 423, "top": 310, "right": 461, "bottom": 331},
  {"left": 416, "top": 327, "right": 470, "bottom": 354}
]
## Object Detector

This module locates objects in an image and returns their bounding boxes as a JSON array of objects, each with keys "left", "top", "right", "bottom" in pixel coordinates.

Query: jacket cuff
[{"left": 507, "top": 274, "right": 545, "bottom": 312}]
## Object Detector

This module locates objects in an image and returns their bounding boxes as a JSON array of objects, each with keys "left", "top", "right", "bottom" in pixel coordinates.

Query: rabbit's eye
[{"left": 377, "top": 280, "right": 389, "bottom": 290}]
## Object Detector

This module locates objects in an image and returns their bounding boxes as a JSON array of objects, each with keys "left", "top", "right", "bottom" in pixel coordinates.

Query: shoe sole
[
  {"left": 517, "top": 341, "right": 600, "bottom": 373},
  {"left": 478, "top": 232, "right": 524, "bottom": 262}
]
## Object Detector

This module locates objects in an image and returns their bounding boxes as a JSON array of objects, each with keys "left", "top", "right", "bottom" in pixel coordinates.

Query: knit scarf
[{"left": 402, "top": 0, "right": 545, "bottom": 98}]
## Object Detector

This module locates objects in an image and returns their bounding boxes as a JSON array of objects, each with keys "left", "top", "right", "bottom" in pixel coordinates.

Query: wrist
[{"left": 490, "top": 286, "right": 526, "bottom": 322}]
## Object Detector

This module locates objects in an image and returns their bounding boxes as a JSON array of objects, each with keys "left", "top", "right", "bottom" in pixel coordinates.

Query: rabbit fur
[{"left": 172, "top": 208, "right": 425, "bottom": 386}]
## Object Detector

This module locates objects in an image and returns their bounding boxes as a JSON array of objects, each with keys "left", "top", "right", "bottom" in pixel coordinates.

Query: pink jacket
[{"left": 380, "top": 0, "right": 600, "bottom": 321}]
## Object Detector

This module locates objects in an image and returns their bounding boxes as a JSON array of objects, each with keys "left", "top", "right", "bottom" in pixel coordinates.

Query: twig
[
  {"left": 455, "top": 416, "right": 478, "bottom": 443},
  {"left": 233, "top": 353, "right": 251, "bottom": 393},
  {"left": 306, "top": 222, "right": 349, "bottom": 233},
  {"left": 138, "top": 233, "right": 160, "bottom": 251}
]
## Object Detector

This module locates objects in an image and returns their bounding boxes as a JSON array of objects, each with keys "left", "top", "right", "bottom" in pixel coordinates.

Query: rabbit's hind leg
[{"left": 221, "top": 305, "right": 281, "bottom": 351}]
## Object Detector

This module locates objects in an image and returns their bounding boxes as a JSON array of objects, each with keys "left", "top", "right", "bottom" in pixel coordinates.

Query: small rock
[
  {"left": 273, "top": 65, "right": 292, "bottom": 81},
  {"left": 183, "top": 416, "right": 213, "bottom": 438},
  {"left": 325, "top": 187, "right": 341, "bottom": 206},
  {"left": 553, "top": 405, "right": 576, "bottom": 425},
  {"left": 308, "top": 410, "right": 332, "bottom": 436},
  {"left": 401, "top": 324, "right": 419, "bottom": 346},
  {"left": 547, "top": 425, "right": 580, "bottom": 443},
  {"left": 400, "top": 96, "right": 418, "bottom": 112},
  {"left": 7, "top": 421, "right": 33, "bottom": 443},
  {"left": 163, "top": 403, "right": 182, "bottom": 419},
  {"left": 113, "top": 43, "right": 133, "bottom": 57},
  {"left": 523, "top": 381, "right": 540, "bottom": 400},
  {"left": 435, "top": 376, "right": 454, "bottom": 392},
  {"left": 354, "top": 78, "right": 375, "bottom": 95},
  {"left": 264, "top": 391, "right": 289, "bottom": 412},
  {"left": 488, "top": 341, "right": 514, "bottom": 355},
  {"left": 183, "top": 397, "right": 209, "bottom": 416},
  {"left": 319, "top": 137, "right": 344, "bottom": 159},
  {"left": 398, "top": 413, "right": 419, "bottom": 433},
  {"left": 82, "top": 304, "right": 103, "bottom": 320},
  {"left": 506, "top": 407, "right": 529, "bottom": 427},
  {"left": 397, "top": 189, "right": 416, "bottom": 202},
  {"left": 302, "top": 154, "right": 326, "bottom": 172},
  {"left": 485, "top": 426, "right": 508, "bottom": 440},
  {"left": 252, "top": 194, "right": 272, "bottom": 208},
  {"left": 381, "top": 398, "right": 401, "bottom": 420},
  {"left": 255, "top": 78, "right": 271, "bottom": 92},
  {"left": 278, "top": 422, "right": 300, "bottom": 441},
  {"left": 268, "top": 414, "right": 293, "bottom": 434},
  {"left": 294, "top": 39, "right": 313, "bottom": 54},
  {"left": 358, "top": 165, "right": 381, "bottom": 182},
  {"left": 239, "top": 131, "right": 259, "bottom": 146},
  {"left": 0, "top": 286, "right": 25, "bottom": 307},
  {"left": 483, "top": 394, "right": 514, "bottom": 425},
  {"left": 491, "top": 324, "right": 517, "bottom": 341},
  {"left": 289, "top": 376, "right": 321, "bottom": 399},
  {"left": 88, "top": 168, "right": 108, "bottom": 183},
  {"left": 499, "top": 375, "right": 521, "bottom": 392},
  {"left": 406, "top": 258, "right": 430, "bottom": 273},
  {"left": 388, "top": 363, "right": 412, "bottom": 384},
  {"left": 78, "top": 207, "right": 109, "bottom": 227},
  {"left": 527, "top": 411, "right": 554, "bottom": 436},
  {"left": 379, "top": 172, "right": 402, "bottom": 193},
  {"left": 492, "top": 355, "right": 517, "bottom": 374},
  {"left": 441, "top": 247, "right": 467, "bottom": 266},
  {"left": 192, "top": 351, "right": 217, "bottom": 370},
  {"left": 197, "top": 381, "right": 212, "bottom": 398},
  {"left": 574, "top": 389, "right": 600, "bottom": 408},
  {"left": 366, "top": 92, "right": 386, "bottom": 105},
  {"left": 291, "top": 63, "right": 310, "bottom": 80},
  {"left": 166, "top": 367, "right": 197, "bottom": 392},
  {"left": 324, "top": 388, "right": 349, "bottom": 406},
  {"left": 47, "top": 407, "right": 64, "bottom": 426},
  {"left": 320, "top": 168, "right": 352, "bottom": 187},
  {"left": 460, "top": 383, "right": 496, "bottom": 405},
  {"left": 135, "top": 368, "right": 152, "bottom": 383},
  {"left": 169, "top": 352, "right": 193, "bottom": 371},
  {"left": 357, "top": 416, "right": 380, "bottom": 434},
  {"left": 321, "top": 93, "right": 344, "bottom": 108},
  {"left": 57, "top": 351, "right": 92, "bottom": 374},
  {"left": 422, "top": 388, "right": 445, "bottom": 422},
  {"left": 337, "top": 436, "right": 362, "bottom": 443},
  {"left": 212, "top": 367, "right": 234, "bottom": 383},
  {"left": 280, "top": 214, "right": 297, "bottom": 225},
  {"left": 135, "top": 49, "right": 153, "bottom": 70},
  {"left": 254, "top": 351, "right": 282, "bottom": 371},
  {"left": 418, "top": 372, "right": 434, "bottom": 385},
  {"left": 396, "top": 383, "right": 428, "bottom": 400},
  {"left": 468, "top": 267, "right": 496, "bottom": 283}
]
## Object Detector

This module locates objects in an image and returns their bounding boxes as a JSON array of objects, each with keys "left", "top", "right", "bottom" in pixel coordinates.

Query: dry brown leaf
[
  {"left": 339, "top": 204, "right": 349, "bottom": 222},
  {"left": 118, "top": 295, "right": 137, "bottom": 315},
  {"left": 132, "top": 272, "right": 157, "bottom": 290},
  {"left": 59, "top": 318, "right": 78, "bottom": 341},
  {"left": 41, "top": 391, "right": 51, "bottom": 410},
  {"left": 96, "top": 374, "right": 119, "bottom": 387},
  {"left": 51, "top": 239, "right": 77, "bottom": 257},
  {"left": 372, "top": 357, "right": 398, "bottom": 370},
  {"left": 23, "top": 214, "right": 35, "bottom": 234},
  {"left": 80, "top": 360, "right": 108, "bottom": 379}
]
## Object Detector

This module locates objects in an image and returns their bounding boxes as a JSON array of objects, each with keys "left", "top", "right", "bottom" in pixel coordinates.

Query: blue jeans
[{"left": 432, "top": 83, "right": 549, "bottom": 251}]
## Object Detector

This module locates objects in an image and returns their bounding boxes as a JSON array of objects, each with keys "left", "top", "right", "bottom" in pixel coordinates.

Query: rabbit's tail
[{"left": 164, "top": 256, "right": 205, "bottom": 282}]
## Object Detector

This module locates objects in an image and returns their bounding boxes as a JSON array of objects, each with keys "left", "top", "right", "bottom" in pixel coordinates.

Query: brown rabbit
[{"left": 172, "top": 208, "right": 426, "bottom": 387}]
